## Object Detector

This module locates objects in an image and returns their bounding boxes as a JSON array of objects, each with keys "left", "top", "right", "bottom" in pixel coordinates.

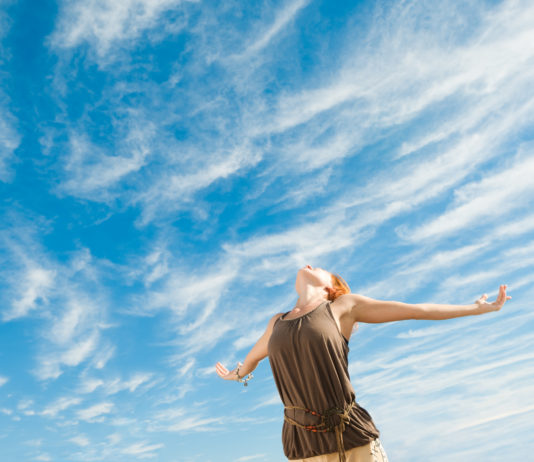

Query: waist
[
  {"left": 283, "top": 399, "right": 356, "bottom": 433},
  {"left": 284, "top": 400, "right": 356, "bottom": 462}
]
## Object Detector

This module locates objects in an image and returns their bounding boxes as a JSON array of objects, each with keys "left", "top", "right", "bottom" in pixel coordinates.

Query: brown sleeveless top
[{"left": 267, "top": 300, "right": 380, "bottom": 460}]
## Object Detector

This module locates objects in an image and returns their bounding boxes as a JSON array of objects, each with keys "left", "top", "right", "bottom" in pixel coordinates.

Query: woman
[{"left": 215, "top": 265, "right": 511, "bottom": 462}]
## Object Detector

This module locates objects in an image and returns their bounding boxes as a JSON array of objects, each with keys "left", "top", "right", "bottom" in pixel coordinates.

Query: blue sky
[{"left": 1, "top": 0, "right": 533, "bottom": 460}]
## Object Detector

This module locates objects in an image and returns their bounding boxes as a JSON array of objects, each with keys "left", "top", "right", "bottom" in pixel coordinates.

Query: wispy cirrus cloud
[
  {"left": 0, "top": 4, "right": 21, "bottom": 182},
  {"left": 235, "top": 454, "right": 268, "bottom": 462},
  {"left": 121, "top": 441, "right": 164, "bottom": 458},
  {"left": 76, "top": 401, "right": 114, "bottom": 422},
  {"left": 34, "top": 453, "right": 51, "bottom": 461},
  {"left": 69, "top": 435, "right": 90, "bottom": 447},
  {"left": 2, "top": 266, "right": 56, "bottom": 321},
  {"left": 0, "top": 213, "right": 114, "bottom": 381},
  {"left": 147, "top": 405, "right": 223, "bottom": 433},
  {"left": 50, "top": 0, "right": 193, "bottom": 61},
  {"left": 41, "top": 397, "right": 82, "bottom": 418},
  {"left": 78, "top": 372, "right": 155, "bottom": 396},
  {"left": 235, "top": 0, "right": 310, "bottom": 58},
  {"left": 46, "top": 0, "right": 534, "bottom": 236},
  {"left": 397, "top": 149, "right": 534, "bottom": 242},
  {"left": 56, "top": 127, "right": 155, "bottom": 202},
  {"left": 0, "top": 107, "right": 20, "bottom": 182}
]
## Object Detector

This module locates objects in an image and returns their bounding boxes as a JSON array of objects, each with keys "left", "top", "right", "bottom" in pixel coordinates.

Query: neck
[{"left": 294, "top": 287, "right": 327, "bottom": 310}]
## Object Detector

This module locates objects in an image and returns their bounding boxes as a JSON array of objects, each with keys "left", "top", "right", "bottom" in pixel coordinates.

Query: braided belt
[{"left": 284, "top": 400, "right": 356, "bottom": 462}]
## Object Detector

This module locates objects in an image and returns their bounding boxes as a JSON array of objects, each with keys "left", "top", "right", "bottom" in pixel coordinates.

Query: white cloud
[
  {"left": 235, "top": 455, "right": 267, "bottom": 462},
  {"left": 91, "top": 343, "right": 116, "bottom": 370},
  {"left": 110, "top": 417, "right": 138, "bottom": 427},
  {"left": 0, "top": 376, "right": 7, "bottom": 387},
  {"left": 2, "top": 266, "right": 56, "bottom": 321},
  {"left": 78, "top": 377, "right": 104, "bottom": 394},
  {"left": 69, "top": 435, "right": 90, "bottom": 447},
  {"left": 25, "top": 439, "right": 42, "bottom": 447},
  {"left": 41, "top": 397, "right": 82, "bottom": 417},
  {"left": 267, "top": 1, "right": 534, "bottom": 136},
  {"left": 41, "top": 0, "right": 534, "bottom": 233},
  {"left": 76, "top": 402, "right": 114, "bottom": 422},
  {"left": 450, "top": 403, "right": 534, "bottom": 433},
  {"left": 1, "top": 220, "right": 113, "bottom": 382},
  {"left": 233, "top": 328, "right": 264, "bottom": 351},
  {"left": 36, "top": 332, "right": 101, "bottom": 381},
  {"left": 121, "top": 441, "right": 164, "bottom": 457},
  {"left": 102, "top": 373, "right": 154, "bottom": 395},
  {"left": 17, "top": 399, "right": 34, "bottom": 411},
  {"left": 50, "top": 299, "right": 90, "bottom": 345},
  {"left": 177, "top": 359, "right": 195, "bottom": 378},
  {"left": 238, "top": 0, "right": 309, "bottom": 57},
  {"left": 62, "top": 334, "right": 99, "bottom": 367},
  {"left": 149, "top": 413, "right": 222, "bottom": 433},
  {"left": 135, "top": 258, "right": 239, "bottom": 323},
  {"left": 134, "top": 144, "right": 262, "bottom": 225},
  {"left": 34, "top": 454, "right": 51, "bottom": 462},
  {"left": 50, "top": 0, "right": 190, "bottom": 59},
  {"left": 401, "top": 153, "right": 534, "bottom": 242},
  {"left": 251, "top": 393, "right": 282, "bottom": 411},
  {"left": 489, "top": 214, "right": 534, "bottom": 240},
  {"left": 0, "top": 8, "right": 21, "bottom": 183},
  {"left": 57, "top": 129, "right": 153, "bottom": 201},
  {"left": 0, "top": 109, "right": 20, "bottom": 182}
]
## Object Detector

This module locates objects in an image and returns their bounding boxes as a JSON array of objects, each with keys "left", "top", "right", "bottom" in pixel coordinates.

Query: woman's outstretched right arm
[{"left": 215, "top": 312, "right": 284, "bottom": 382}]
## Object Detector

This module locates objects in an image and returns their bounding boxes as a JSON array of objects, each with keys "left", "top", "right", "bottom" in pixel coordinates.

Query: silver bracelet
[{"left": 235, "top": 362, "right": 253, "bottom": 387}]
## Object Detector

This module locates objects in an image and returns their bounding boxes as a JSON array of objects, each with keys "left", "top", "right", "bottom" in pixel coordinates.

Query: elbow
[{"left": 412, "top": 304, "right": 431, "bottom": 320}]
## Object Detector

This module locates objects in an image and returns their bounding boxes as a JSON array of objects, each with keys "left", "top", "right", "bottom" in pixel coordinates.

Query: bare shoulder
[
  {"left": 330, "top": 293, "right": 370, "bottom": 321},
  {"left": 331, "top": 293, "right": 359, "bottom": 308},
  {"left": 330, "top": 293, "right": 356, "bottom": 316},
  {"left": 265, "top": 312, "right": 285, "bottom": 332},
  {"left": 270, "top": 312, "right": 285, "bottom": 322}
]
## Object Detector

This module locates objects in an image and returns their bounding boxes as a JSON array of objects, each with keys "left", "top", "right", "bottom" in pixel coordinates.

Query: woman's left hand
[{"left": 475, "top": 284, "right": 512, "bottom": 313}]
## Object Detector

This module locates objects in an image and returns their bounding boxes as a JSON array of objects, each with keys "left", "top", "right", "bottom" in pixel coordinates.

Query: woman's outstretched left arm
[{"left": 342, "top": 284, "right": 511, "bottom": 323}]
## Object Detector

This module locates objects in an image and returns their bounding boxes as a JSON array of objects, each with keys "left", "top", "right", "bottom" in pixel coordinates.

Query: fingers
[
  {"left": 478, "top": 285, "right": 511, "bottom": 311},
  {"left": 500, "top": 284, "right": 510, "bottom": 301},
  {"left": 495, "top": 284, "right": 511, "bottom": 307},
  {"left": 216, "top": 363, "right": 228, "bottom": 375},
  {"left": 215, "top": 362, "right": 229, "bottom": 378}
]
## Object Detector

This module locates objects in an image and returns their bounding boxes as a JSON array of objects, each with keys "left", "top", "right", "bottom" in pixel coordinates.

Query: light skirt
[{"left": 291, "top": 438, "right": 389, "bottom": 462}]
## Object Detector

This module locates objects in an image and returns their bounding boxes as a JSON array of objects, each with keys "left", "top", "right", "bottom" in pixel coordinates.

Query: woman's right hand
[
  {"left": 475, "top": 284, "right": 511, "bottom": 313},
  {"left": 215, "top": 361, "right": 238, "bottom": 381}
]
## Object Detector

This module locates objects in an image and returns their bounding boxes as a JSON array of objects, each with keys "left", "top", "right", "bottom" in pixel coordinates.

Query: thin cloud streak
[
  {"left": 50, "top": 0, "right": 190, "bottom": 59},
  {"left": 0, "top": 216, "right": 114, "bottom": 382},
  {"left": 404, "top": 154, "right": 534, "bottom": 242},
  {"left": 0, "top": 109, "right": 20, "bottom": 182},
  {"left": 238, "top": 0, "right": 310, "bottom": 57},
  {"left": 41, "top": 397, "right": 82, "bottom": 417}
]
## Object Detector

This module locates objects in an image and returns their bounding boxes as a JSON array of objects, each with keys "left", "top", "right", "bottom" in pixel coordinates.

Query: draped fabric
[{"left": 268, "top": 300, "right": 381, "bottom": 460}]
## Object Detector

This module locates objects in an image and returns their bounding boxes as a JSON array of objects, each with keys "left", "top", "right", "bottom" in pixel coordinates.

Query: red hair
[
  {"left": 326, "top": 272, "right": 351, "bottom": 301},
  {"left": 326, "top": 272, "right": 359, "bottom": 334}
]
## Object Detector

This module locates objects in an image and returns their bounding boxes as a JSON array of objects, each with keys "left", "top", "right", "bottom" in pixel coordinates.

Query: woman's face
[{"left": 295, "top": 265, "right": 332, "bottom": 294}]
